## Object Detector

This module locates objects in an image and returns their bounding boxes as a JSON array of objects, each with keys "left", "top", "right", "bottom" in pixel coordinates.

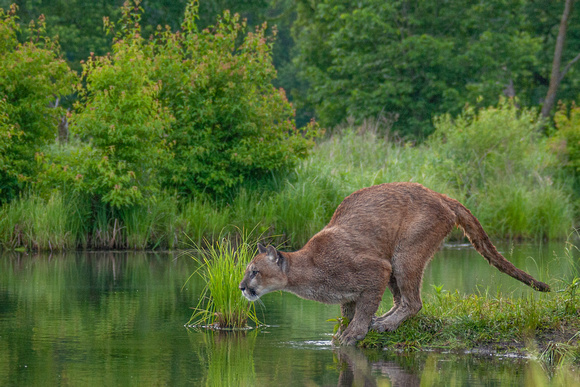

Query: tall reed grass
[{"left": 0, "top": 191, "right": 87, "bottom": 251}]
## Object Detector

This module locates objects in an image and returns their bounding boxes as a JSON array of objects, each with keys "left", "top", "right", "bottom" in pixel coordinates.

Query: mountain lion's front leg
[
  {"left": 334, "top": 301, "right": 356, "bottom": 339},
  {"left": 339, "top": 291, "right": 382, "bottom": 346}
]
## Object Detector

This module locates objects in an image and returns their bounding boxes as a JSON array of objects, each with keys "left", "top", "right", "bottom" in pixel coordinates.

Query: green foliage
[
  {"left": 0, "top": 2, "right": 577, "bottom": 250},
  {"left": 430, "top": 100, "right": 545, "bottom": 190},
  {"left": 0, "top": 191, "right": 88, "bottom": 251},
  {"left": 4, "top": 102, "right": 576, "bottom": 251},
  {"left": 151, "top": 1, "right": 318, "bottom": 195},
  {"left": 36, "top": 0, "right": 316, "bottom": 207},
  {"left": 187, "top": 234, "right": 261, "bottom": 329},
  {"left": 291, "top": 0, "right": 576, "bottom": 136},
  {"left": 429, "top": 100, "right": 573, "bottom": 239},
  {"left": 0, "top": 0, "right": 120, "bottom": 71},
  {"left": 0, "top": 98, "right": 21, "bottom": 201},
  {"left": 0, "top": 5, "right": 76, "bottom": 203},
  {"left": 552, "top": 103, "right": 580, "bottom": 188},
  {"left": 66, "top": 25, "right": 173, "bottom": 207},
  {"left": 0, "top": 0, "right": 271, "bottom": 72}
]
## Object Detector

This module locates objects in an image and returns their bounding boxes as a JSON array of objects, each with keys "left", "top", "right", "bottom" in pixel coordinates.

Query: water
[{"left": 0, "top": 243, "right": 578, "bottom": 386}]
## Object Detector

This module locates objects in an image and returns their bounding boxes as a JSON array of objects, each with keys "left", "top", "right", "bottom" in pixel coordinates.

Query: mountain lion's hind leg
[
  {"left": 371, "top": 274, "right": 402, "bottom": 331},
  {"left": 373, "top": 213, "right": 453, "bottom": 333}
]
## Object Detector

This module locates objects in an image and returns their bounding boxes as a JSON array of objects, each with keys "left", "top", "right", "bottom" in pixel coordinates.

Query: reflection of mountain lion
[{"left": 239, "top": 182, "right": 550, "bottom": 345}]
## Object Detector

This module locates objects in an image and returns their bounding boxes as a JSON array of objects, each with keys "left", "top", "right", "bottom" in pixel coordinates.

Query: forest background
[{"left": 0, "top": 0, "right": 579, "bottom": 251}]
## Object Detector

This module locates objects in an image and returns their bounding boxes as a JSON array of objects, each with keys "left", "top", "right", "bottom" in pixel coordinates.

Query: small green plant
[
  {"left": 327, "top": 316, "right": 350, "bottom": 335},
  {"left": 186, "top": 233, "right": 262, "bottom": 329}
]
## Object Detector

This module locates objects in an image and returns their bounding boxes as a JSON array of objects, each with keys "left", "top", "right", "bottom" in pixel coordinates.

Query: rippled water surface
[{"left": 0, "top": 242, "right": 578, "bottom": 386}]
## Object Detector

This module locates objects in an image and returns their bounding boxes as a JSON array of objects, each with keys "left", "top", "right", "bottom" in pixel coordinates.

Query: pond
[{"left": 0, "top": 242, "right": 578, "bottom": 386}]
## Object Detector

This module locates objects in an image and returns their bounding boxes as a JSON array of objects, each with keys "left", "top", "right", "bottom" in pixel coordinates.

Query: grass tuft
[{"left": 186, "top": 231, "right": 262, "bottom": 329}]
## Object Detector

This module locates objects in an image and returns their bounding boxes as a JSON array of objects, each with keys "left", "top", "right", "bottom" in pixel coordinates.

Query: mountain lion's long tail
[{"left": 445, "top": 197, "right": 550, "bottom": 292}]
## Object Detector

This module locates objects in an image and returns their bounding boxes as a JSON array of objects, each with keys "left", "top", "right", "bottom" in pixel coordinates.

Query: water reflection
[
  {"left": 0, "top": 244, "right": 578, "bottom": 386},
  {"left": 335, "top": 346, "right": 419, "bottom": 387},
  {"left": 334, "top": 347, "right": 580, "bottom": 387},
  {"left": 191, "top": 330, "right": 258, "bottom": 386}
]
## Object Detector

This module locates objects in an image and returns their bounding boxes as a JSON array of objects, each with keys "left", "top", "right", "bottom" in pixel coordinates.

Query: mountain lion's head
[{"left": 239, "top": 244, "right": 288, "bottom": 301}]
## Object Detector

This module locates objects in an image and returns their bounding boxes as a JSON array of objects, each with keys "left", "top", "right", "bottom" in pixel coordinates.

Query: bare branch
[
  {"left": 559, "top": 52, "right": 580, "bottom": 83},
  {"left": 541, "top": 0, "right": 574, "bottom": 118}
]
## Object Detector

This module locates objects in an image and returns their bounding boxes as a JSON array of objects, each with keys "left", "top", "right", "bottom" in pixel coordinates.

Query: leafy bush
[
  {"left": 552, "top": 103, "right": 580, "bottom": 189},
  {"left": 151, "top": 1, "right": 319, "bottom": 196},
  {"left": 57, "top": 3, "right": 173, "bottom": 208},
  {"left": 430, "top": 99, "right": 546, "bottom": 194},
  {"left": 39, "top": 0, "right": 318, "bottom": 205},
  {"left": 0, "top": 5, "right": 76, "bottom": 203},
  {"left": 429, "top": 99, "right": 574, "bottom": 239}
]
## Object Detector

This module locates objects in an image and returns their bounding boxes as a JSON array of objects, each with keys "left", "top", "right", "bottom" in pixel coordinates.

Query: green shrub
[
  {"left": 428, "top": 99, "right": 574, "bottom": 239},
  {"left": 552, "top": 103, "right": 580, "bottom": 191},
  {"left": 430, "top": 99, "right": 545, "bottom": 192},
  {"left": 0, "top": 5, "right": 77, "bottom": 203},
  {"left": 151, "top": 1, "right": 319, "bottom": 196},
  {"left": 65, "top": 3, "right": 173, "bottom": 208}
]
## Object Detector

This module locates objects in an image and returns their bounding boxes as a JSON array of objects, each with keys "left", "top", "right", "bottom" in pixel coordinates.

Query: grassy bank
[
  {"left": 360, "top": 255, "right": 580, "bottom": 364},
  {"left": 361, "top": 277, "right": 580, "bottom": 363},
  {"left": 0, "top": 104, "right": 577, "bottom": 252},
  {"left": 360, "top": 234, "right": 580, "bottom": 361}
]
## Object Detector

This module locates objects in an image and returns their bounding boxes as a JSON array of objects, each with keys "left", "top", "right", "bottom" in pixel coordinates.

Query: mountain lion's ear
[
  {"left": 266, "top": 245, "right": 278, "bottom": 261},
  {"left": 266, "top": 245, "right": 286, "bottom": 270},
  {"left": 257, "top": 243, "right": 267, "bottom": 254}
]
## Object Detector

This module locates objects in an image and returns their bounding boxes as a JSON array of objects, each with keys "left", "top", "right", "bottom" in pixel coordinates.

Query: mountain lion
[{"left": 239, "top": 182, "right": 550, "bottom": 345}]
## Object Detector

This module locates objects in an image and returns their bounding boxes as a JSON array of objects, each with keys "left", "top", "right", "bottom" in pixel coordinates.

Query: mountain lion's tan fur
[{"left": 239, "top": 182, "right": 550, "bottom": 345}]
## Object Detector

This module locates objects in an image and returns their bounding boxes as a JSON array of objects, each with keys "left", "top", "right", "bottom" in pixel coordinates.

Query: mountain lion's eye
[{"left": 250, "top": 270, "right": 259, "bottom": 278}]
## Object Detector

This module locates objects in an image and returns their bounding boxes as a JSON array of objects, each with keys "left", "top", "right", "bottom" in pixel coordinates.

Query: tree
[
  {"left": 292, "top": 0, "right": 544, "bottom": 136},
  {"left": 541, "top": 0, "right": 580, "bottom": 118}
]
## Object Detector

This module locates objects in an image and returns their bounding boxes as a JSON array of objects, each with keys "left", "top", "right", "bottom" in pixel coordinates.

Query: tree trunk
[{"left": 541, "top": 0, "right": 574, "bottom": 118}]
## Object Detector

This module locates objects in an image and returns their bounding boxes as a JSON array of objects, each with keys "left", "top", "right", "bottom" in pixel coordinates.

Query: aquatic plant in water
[{"left": 186, "top": 234, "right": 261, "bottom": 329}]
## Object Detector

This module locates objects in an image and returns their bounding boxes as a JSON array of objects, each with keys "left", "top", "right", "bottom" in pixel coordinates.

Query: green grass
[
  {"left": 0, "top": 191, "right": 88, "bottom": 251},
  {"left": 185, "top": 232, "right": 261, "bottom": 329}
]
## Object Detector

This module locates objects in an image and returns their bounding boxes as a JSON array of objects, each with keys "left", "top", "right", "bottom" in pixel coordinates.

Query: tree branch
[
  {"left": 541, "top": 0, "right": 574, "bottom": 118},
  {"left": 559, "top": 52, "right": 580, "bottom": 83}
]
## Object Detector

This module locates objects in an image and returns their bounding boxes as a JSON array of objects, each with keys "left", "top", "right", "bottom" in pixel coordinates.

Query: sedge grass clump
[{"left": 186, "top": 235, "right": 261, "bottom": 329}]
